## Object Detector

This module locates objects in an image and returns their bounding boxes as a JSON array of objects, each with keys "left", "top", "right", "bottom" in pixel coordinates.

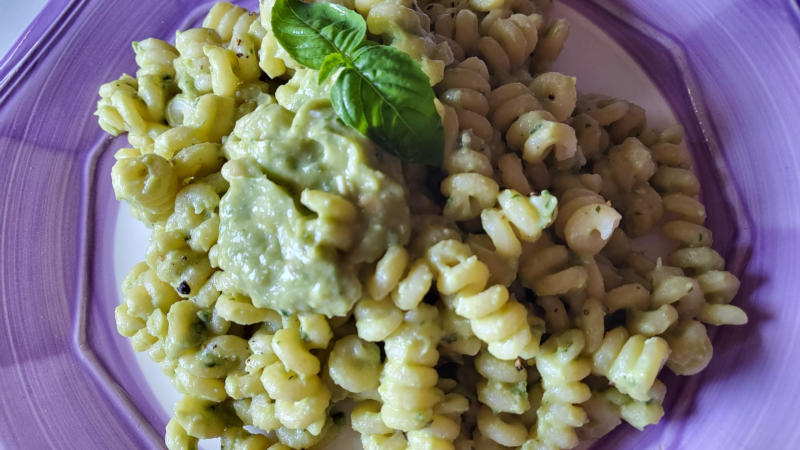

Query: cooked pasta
[
  {"left": 475, "top": 349, "right": 530, "bottom": 414},
  {"left": 428, "top": 239, "right": 545, "bottom": 360},
  {"left": 438, "top": 57, "right": 493, "bottom": 141},
  {"left": 352, "top": 400, "right": 408, "bottom": 450},
  {"left": 525, "top": 330, "right": 591, "bottom": 449},
  {"left": 96, "top": 0, "right": 749, "bottom": 448},
  {"left": 202, "top": 2, "right": 258, "bottom": 45},
  {"left": 378, "top": 304, "right": 444, "bottom": 431},
  {"left": 519, "top": 234, "right": 588, "bottom": 296},
  {"left": 479, "top": 188, "right": 557, "bottom": 258}
]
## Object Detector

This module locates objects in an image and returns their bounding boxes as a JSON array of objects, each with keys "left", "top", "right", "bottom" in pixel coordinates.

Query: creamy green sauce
[{"left": 216, "top": 70, "right": 409, "bottom": 316}]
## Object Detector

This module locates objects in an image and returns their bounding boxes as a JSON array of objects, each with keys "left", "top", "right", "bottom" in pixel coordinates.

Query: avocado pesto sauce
[{"left": 217, "top": 69, "right": 410, "bottom": 317}]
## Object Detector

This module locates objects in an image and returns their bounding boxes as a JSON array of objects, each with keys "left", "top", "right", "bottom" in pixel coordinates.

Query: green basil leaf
[
  {"left": 330, "top": 44, "right": 444, "bottom": 165},
  {"left": 318, "top": 53, "right": 346, "bottom": 83},
  {"left": 271, "top": 0, "right": 366, "bottom": 69}
]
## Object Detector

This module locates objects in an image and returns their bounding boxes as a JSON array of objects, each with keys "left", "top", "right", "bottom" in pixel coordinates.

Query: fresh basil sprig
[{"left": 271, "top": 0, "right": 444, "bottom": 165}]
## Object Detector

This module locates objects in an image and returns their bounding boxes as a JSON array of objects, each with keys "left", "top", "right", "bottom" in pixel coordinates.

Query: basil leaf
[
  {"left": 318, "top": 53, "right": 346, "bottom": 83},
  {"left": 271, "top": 0, "right": 444, "bottom": 165},
  {"left": 271, "top": 0, "right": 366, "bottom": 69},
  {"left": 331, "top": 44, "right": 444, "bottom": 165}
]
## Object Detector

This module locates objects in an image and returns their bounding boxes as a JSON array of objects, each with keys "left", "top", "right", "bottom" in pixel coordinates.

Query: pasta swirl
[
  {"left": 531, "top": 18, "right": 569, "bottom": 73},
  {"left": 553, "top": 187, "right": 621, "bottom": 256},
  {"left": 591, "top": 327, "right": 670, "bottom": 402},
  {"left": 475, "top": 10, "right": 542, "bottom": 82},
  {"left": 133, "top": 38, "right": 179, "bottom": 124},
  {"left": 601, "top": 381, "right": 666, "bottom": 430},
  {"left": 428, "top": 239, "right": 544, "bottom": 360},
  {"left": 364, "top": 0, "right": 454, "bottom": 84},
  {"left": 480, "top": 188, "right": 557, "bottom": 258},
  {"left": 654, "top": 138, "right": 746, "bottom": 329},
  {"left": 438, "top": 57, "right": 494, "bottom": 141},
  {"left": 378, "top": 304, "right": 444, "bottom": 431},
  {"left": 407, "top": 388, "right": 469, "bottom": 448},
  {"left": 261, "top": 314, "right": 332, "bottom": 435},
  {"left": 426, "top": 5, "right": 480, "bottom": 62},
  {"left": 111, "top": 149, "right": 179, "bottom": 223},
  {"left": 519, "top": 234, "right": 588, "bottom": 296},
  {"left": 202, "top": 2, "right": 259, "bottom": 45},
  {"left": 352, "top": 400, "right": 408, "bottom": 450},
  {"left": 96, "top": 76, "right": 168, "bottom": 151},
  {"left": 524, "top": 329, "right": 591, "bottom": 449},
  {"left": 491, "top": 82, "right": 578, "bottom": 164},
  {"left": 475, "top": 349, "right": 530, "bottom": 414}
]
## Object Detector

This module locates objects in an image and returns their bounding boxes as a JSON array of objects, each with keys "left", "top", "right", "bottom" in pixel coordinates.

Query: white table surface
[{"left": 0, "top": 0, "right": 49, "bottom": 60}]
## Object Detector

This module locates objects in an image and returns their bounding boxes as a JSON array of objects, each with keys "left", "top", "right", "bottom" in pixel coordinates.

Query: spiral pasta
[
  {"left": 595, "top": 137, "right": 662, "bottom": 236},
  {"left": 519, "top": 234, "right": 588, "bottom": 296},
  {"left": 228, "top": 329, "right": 281, "bottom": 433},
  {"left": 96, "top": 75, "right": 169, "bottom": 151},
  {"left": 491, "top": 82, "right": 578, "bottom": 164},
  {"left": 601, "top": 381, "right": 666, "bottom": 430},
  {"left": 352, "top": 400, "right": 408, "bottom": 450},
  {"left": 378, "top": 304, "right": 444, "bottom": 431},
  {"left": 622, "top": 260, "right": 700, "bottom": 336},
  {"left": 480, "top": 188, "right": 557, "bottom": 259},
  {"left": 524, "top": 329, "right": 591, "bottom": 449},
  {"left": 474, "top": 10, "right": 542, "bottom": 82},
  {"left": 364, "top": 0, "right": 454, "bottom": 84},
  {"left": 475, "top": 349, "right": 530, "bottom": 414},
  {"left": 353, "top": 299, "right": 403, "bottom": 345},
  {"left": 173, "top": 27, "right": 221, "bottom": 96},
  {"left": 466, "top": 232, "right": 519, "bottom": 286},
  {"left": 146, "top": 224, "right": 215, "bottom": 299},
  {"left": 442, "top": 171, "right": 500, "bottom": 222},
  {"left": 203, "top": 2, "right": 259, "bottom": 45},
  {"left": 655, "top": 141, "right": 746, "bottom": 328},
  {"left": 407, "top": 384, "right": 469, "bottom": 448},
  {"left": 442, "top": 130, "right": 496, "bottom": 190},
  {"left": 426, "top": 5, "right": 480, "bottom": 62},
  {"left": 661, "top": 319, "right": 713, "bottom": 376},
  {"left": 438, "top": 57, "right": 494, "bottom": 143},
  {"left": 476, "top": 404, "right": 529, "bottom": 448},
  {"left": 327, "top": 334, "right": 381, "bottom": 394},
  {"left": 438, "top": 299, "right": 483, "bottom": 357},
  {"left": 258, "top": 315, "right": 333, "bottom": 434},
  {"left": 116, "top": 262, "right": 188, "bottom": 371},
  {"left": 553, "top": 187, "right": 621, "bottom": 256},
  {"left": 98, "top": 1, "right": 751, "bottom": 448},
  {"left": 531, "top": 18, "right": 569, "bottom": 73},
  {"left": 428, "top": 239, "right": 545, "bottom": 360},
  {"left": 529, "top": 71, "right": 576, "bottom": 122},
  {"left": 591, "top": 327, "right": 670, "bottom": 401},
  {"left": 133, "top": 38, "right": 179, "bottom": 124}
]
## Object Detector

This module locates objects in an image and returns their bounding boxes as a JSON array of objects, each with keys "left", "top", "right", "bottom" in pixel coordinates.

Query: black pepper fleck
[{"left": 177, "top": 281, "right": 191, "bottom": 295}]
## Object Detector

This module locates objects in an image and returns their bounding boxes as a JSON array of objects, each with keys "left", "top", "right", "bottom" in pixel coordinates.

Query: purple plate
[{"left": 1, "top": 0, "right": 799, "bottom": 448}]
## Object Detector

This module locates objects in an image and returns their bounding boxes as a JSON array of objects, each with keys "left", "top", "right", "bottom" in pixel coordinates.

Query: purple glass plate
[{"left": 1, "top": 0, "right": 799, "bottom": 448}]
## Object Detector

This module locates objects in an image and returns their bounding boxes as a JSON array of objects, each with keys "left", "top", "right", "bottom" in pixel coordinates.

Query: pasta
[
  {"left": 378, "top": 304, "right": 444, "bottom": 431},
  {"left": 352, "top": 400, "right": 408, "bottom": 450},
  {"left": 525, "top": 330, "right": 591, "bottom": 449},
  {"left": 428, "top": 239, "right": 545, "bottom": 360},
  {"left": 97, "top": 0, "right": 749, "bottom": 448}
]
